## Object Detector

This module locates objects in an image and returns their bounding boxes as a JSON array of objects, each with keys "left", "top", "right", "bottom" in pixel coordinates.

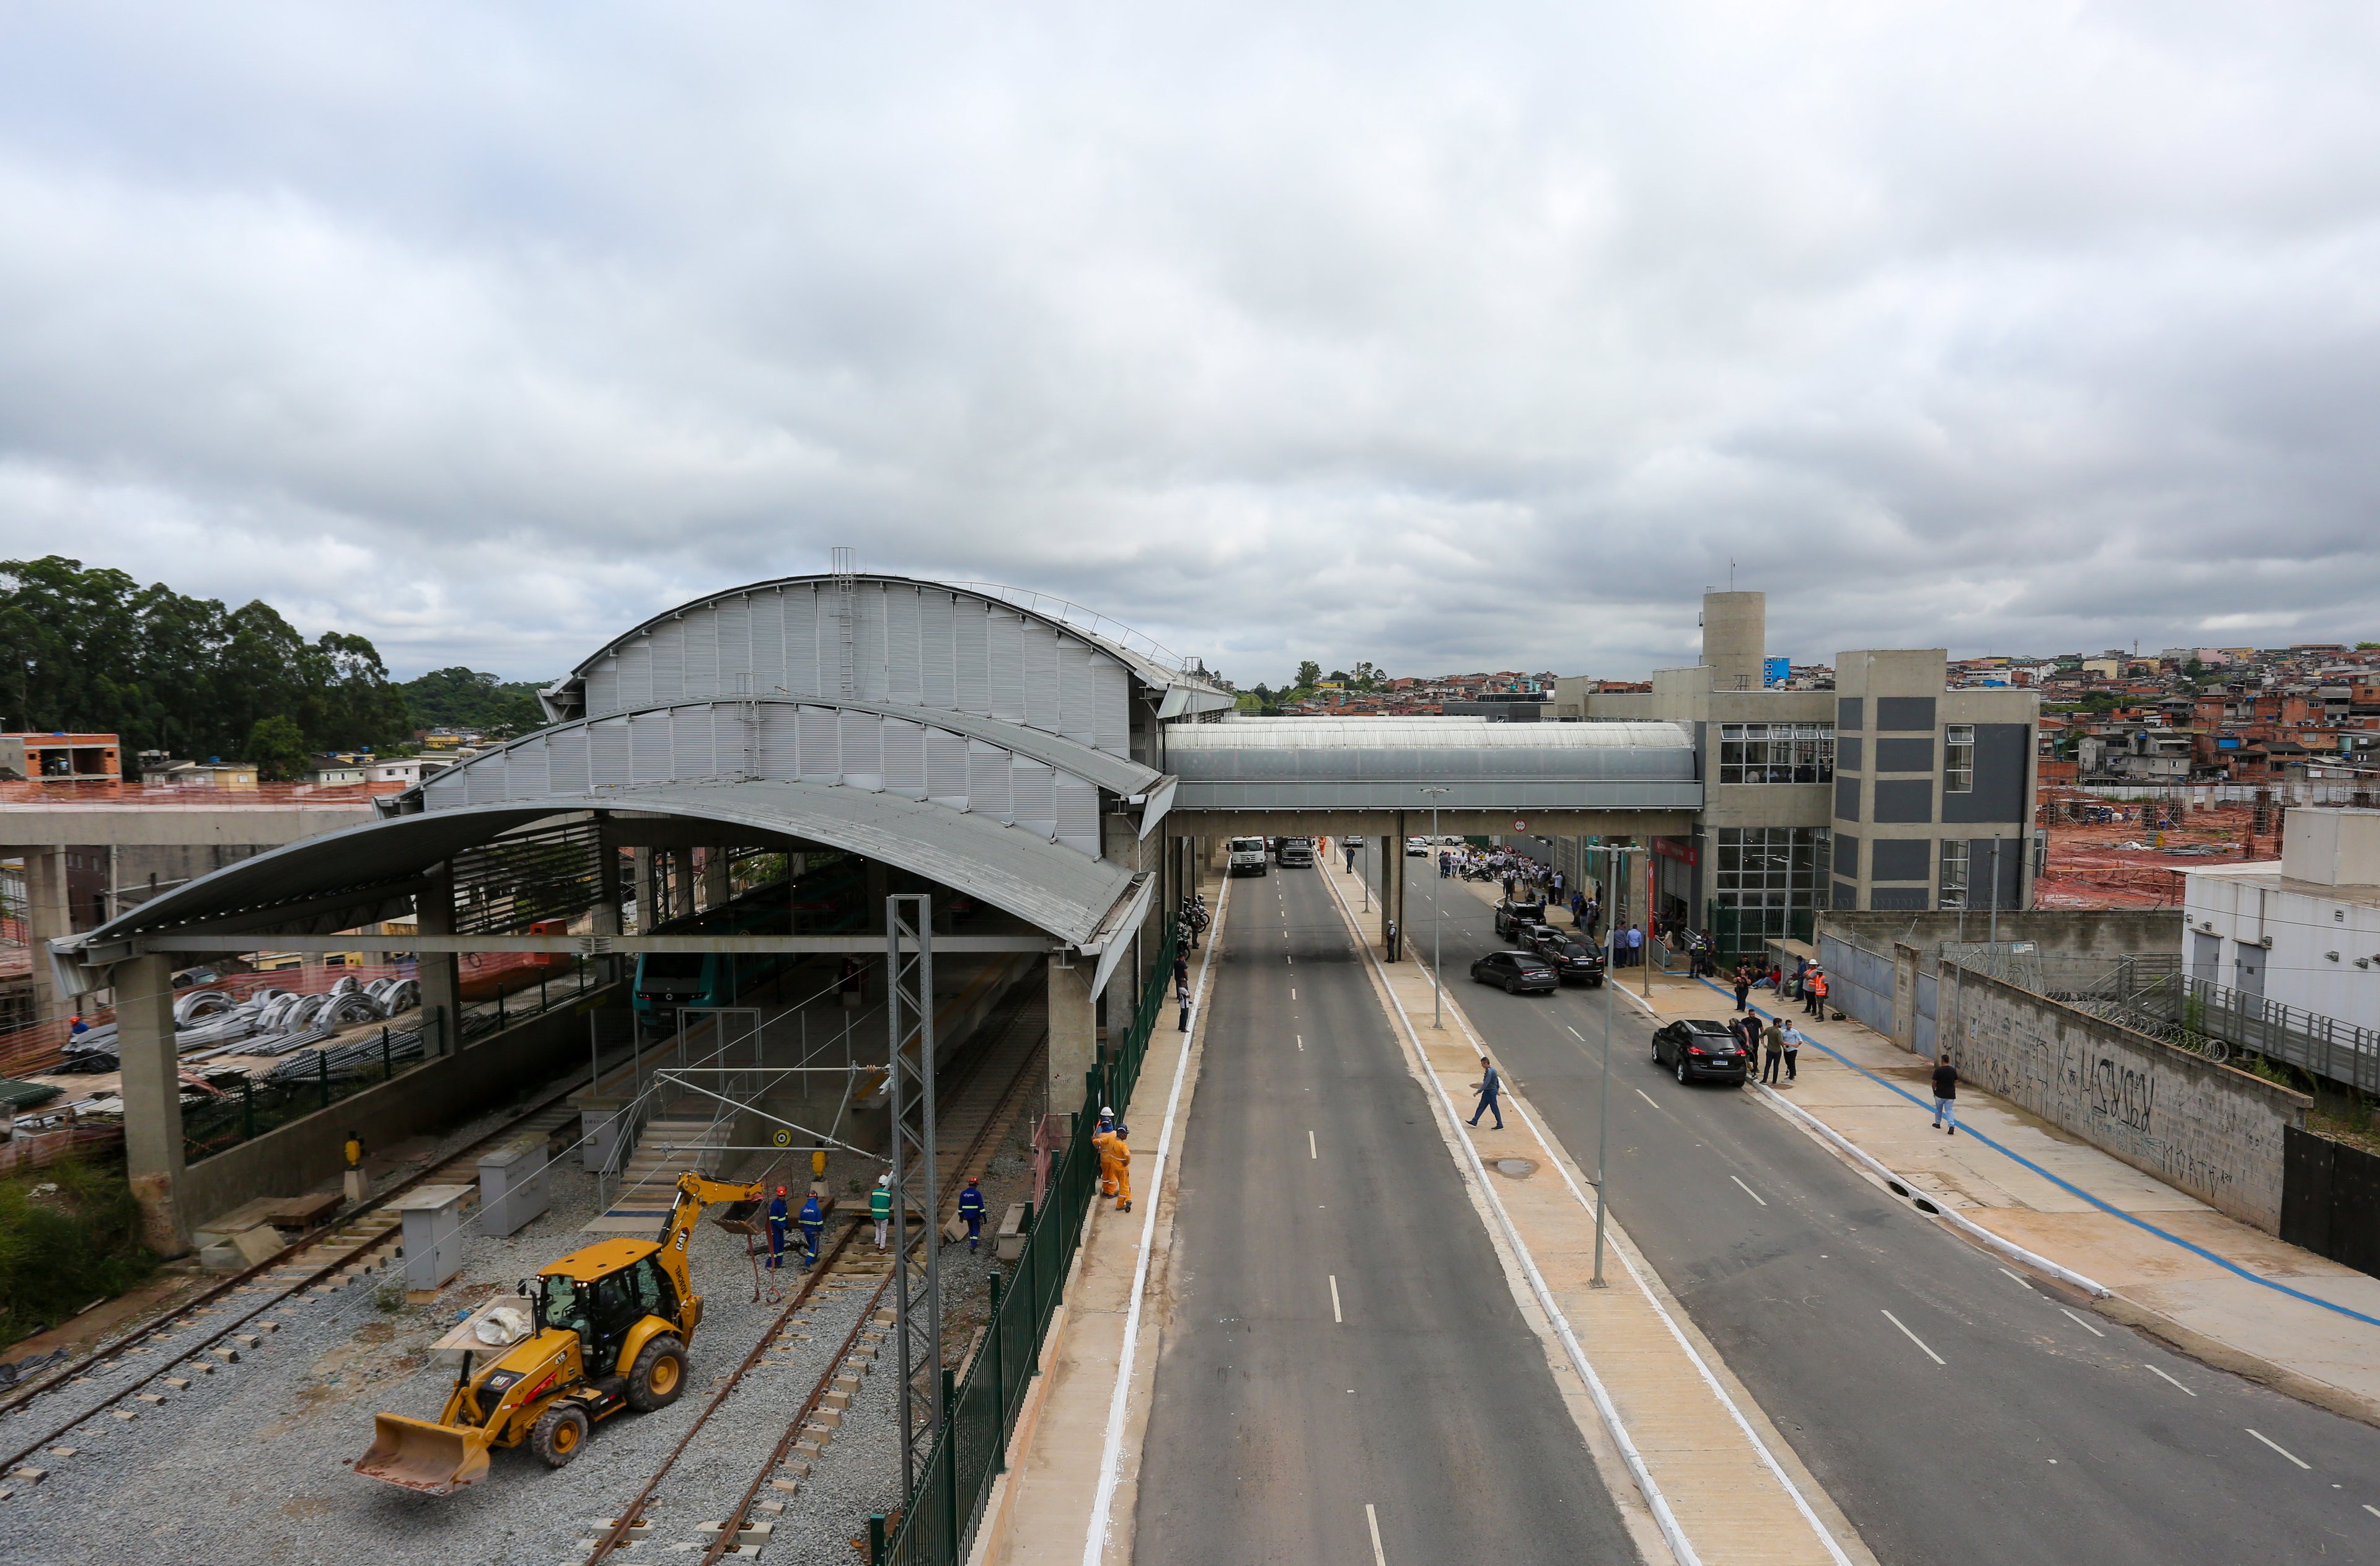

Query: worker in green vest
[{"left": 871, "top": 1174, "right": 893, "bottom": 1250}]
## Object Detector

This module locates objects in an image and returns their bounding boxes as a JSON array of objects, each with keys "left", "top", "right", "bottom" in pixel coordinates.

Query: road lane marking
[
  {"left": 1729, "top": 1175, "right": 1767, "bottom": 1206},
  {"left": 1566, "top": 1025, "right": 1585, "bottom": 1040},
  {"left": 1330, "top": 1274, "right": 1343, "bottom": 1323},
  {"left": 1297, "top": 1034, "right": 1303, "bottom": 1051},
  {"left": 2365, "top": 1503, "right": 2379, "bottom": 1519},
  {"left": 1881, "top": 1309, "right": 1945, "bottom": 1365},
  {"left": 2144, "top": 1363, "right": 2197, "bottom": 1396},
  {"left": 1310, "top": 1130, "right": 1318, "bottom": 1159},
  {"left": 2247, "top": 1428, "right": 2310, "bottom": 1469},
  {"left": 1997, "top": 1267, "right": 2035, "bottom": 1291},
  {"left": 1291, "top": 988, "right": 1297, "bottom": 999},
  {"left": 2059, "top": 1307, "right": 2105, "bottom": 1338},
  {"left": 1635, "top": 1088, "right": 1659, "bottom": 1107},
  {"left": 1365, "top": 1503, "right": 1386, "bottom": 1565}
]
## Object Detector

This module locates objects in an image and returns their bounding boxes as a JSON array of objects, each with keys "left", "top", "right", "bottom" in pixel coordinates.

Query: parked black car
[
  {"left": 1651, "top": 1018, "right": 1750, "bottom": 1084},
  {"left": 1469, "top": 950, "right": 1561, "bottom": 995},
  {"left": 1517, "top": 924, "right": 1606, "bottom": 986},
  {"left": 1492, "top": 898, "right": 1549, "bottom": 939}
]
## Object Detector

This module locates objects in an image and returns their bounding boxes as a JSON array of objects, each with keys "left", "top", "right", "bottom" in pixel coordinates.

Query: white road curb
[{"left": 1752, "top": 1084, "right": 2113, "bottom": 1299}]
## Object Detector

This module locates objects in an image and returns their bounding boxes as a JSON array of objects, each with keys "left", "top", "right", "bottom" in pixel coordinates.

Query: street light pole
[
  {"left": 1592, "top": 843, "right": 1627, "bottom": 1289},
  {"left": 1420, "top": 787, "right": 1450, "bottom": 1029}
]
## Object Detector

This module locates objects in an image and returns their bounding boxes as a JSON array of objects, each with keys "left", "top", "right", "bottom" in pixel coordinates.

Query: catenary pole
[{"left": 1421, "top": 788, "right": 1450, "bottom": 1029}]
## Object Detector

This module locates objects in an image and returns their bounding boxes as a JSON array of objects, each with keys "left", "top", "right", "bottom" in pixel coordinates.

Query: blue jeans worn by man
[{"left": 1469, "top": 1058, "right": 1504, "bottom": 1130}]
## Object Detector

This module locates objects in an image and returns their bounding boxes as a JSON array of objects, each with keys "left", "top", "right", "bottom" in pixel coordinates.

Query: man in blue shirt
[
  {"left": 1625, "top": 924, "right": 1644, "bottom": 967},
  {"left": 958, "top": 1177, "right": 987, "bottom": 1253},
  {"left": 798, "top": 1189, "right": 824, "bottom": 1268},
  {"left": 765, "top": 1185, "right": 790, "bottom": 1273},
  {"left": 1469, "top": 1055, "right": 1504, "bottom": 1130}
]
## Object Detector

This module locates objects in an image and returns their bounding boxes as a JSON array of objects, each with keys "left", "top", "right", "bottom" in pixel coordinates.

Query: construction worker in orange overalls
[{"left": 1094, "top": 1121, "right": 1132, "bottom": 1213}]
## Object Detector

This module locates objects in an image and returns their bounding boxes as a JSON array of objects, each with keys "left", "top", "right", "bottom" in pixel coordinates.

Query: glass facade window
[
  {"left": 1718, "top": 723, "right": 1835, "bottom": 784},
  {"left": 1944, "top": 723, "right": 1974, "bottom": 793},
  {"left": 1711, "top": 826, "right": 1828, "bottom": 948},
  {"left": 1939, "top": 839, "right": 1968, "bottom": 909}
]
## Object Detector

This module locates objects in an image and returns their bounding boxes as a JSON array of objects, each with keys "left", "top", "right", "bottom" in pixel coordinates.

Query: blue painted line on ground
[{"left": 1699, "top": 973, "right": 2380, "bottom": 1330}]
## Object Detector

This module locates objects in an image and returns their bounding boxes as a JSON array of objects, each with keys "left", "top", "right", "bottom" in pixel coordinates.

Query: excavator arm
[{"left": 658, "top": 1171, "right": 762, "bottom": 1293}]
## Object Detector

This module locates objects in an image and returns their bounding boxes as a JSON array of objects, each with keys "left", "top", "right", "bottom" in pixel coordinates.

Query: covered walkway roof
[{"left": 1164, "top": 717, "right": 1700, "bottom": 812}]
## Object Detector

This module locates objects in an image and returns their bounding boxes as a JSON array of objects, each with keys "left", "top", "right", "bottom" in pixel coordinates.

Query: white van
[{"left": 1227, "top": 836, "right": 1270, "bottom": 877}]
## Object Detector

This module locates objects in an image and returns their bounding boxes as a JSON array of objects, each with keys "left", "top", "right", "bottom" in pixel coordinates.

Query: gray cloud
[{"left": 3, "top": 1, "right": 2377, "bottom": 689}]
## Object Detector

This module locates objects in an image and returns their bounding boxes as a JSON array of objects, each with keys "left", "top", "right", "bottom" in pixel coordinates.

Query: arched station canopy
[{"left": 539, "top": 572, "right": 1236, "bottom": 740}]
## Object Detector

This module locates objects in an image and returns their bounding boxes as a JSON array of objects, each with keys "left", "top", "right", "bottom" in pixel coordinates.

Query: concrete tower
[{"left": 1700, "top": 590, "right": 1766, "bottom": 690}]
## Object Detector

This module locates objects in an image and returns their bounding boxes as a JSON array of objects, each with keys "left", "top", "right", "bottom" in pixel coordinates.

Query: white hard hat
[
  {"left": 1101, "top": 1106, "right": 1114, "bottom": 1117},
  {"left": 878, "top": 1173, "right": 891, "bottom": 1185}
]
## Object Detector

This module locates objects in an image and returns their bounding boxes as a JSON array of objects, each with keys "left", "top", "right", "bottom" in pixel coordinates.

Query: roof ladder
[{"left": 832, "top": 546, "right": 857, "bottom": 699}]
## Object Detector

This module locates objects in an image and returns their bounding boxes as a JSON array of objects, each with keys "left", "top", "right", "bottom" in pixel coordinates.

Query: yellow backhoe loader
[{"left": 355, "top": 1171, "right": 761, "bottom": 1493}]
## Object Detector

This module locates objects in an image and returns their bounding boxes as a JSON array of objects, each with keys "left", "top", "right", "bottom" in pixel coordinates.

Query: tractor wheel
[
  {"left": 625, "top": 1334, "right": 689, "bottom": 1412},
  {"left": 531, "top": 1402, "right": 589, "bottom": 1468}
]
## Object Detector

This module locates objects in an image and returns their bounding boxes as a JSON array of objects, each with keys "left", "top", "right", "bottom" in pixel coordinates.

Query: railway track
[
  {"left": 0, "top": 1046, "right": 638, "bottom": 1474},
  {"left": 581, "top": 981, "right": 1052, "bottom": 1566}
]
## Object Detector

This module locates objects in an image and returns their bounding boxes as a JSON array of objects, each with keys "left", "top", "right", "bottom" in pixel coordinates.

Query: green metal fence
[{"left": 881, "top": 919, "right": 1179, "bottom": 1566}]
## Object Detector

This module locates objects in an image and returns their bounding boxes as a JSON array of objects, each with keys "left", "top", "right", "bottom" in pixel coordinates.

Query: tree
[
  {"left": 244, "top": 714, "right": 310, "bottom": 781},
  {"left": 400, "top": 667, "right": 549, "bottom": 735},
  {"left": 1295, "top": 660, "right": 1321, "bottom": 690},
  {"left": 0, "top": 555, "right": 414, "bottom": 762}
]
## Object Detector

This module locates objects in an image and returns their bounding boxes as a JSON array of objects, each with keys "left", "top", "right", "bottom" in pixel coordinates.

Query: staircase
[{"left": 584, "top": 1113, "right": 735, "bottom": 1233}]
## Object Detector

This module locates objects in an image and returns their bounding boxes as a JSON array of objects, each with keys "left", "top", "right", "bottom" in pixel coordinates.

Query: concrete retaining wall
[
  {"left": 178, "top": 986, "right": 622, "bottom": 1236},
  {"left": 1940, "top": 965, "right": 2308, "bottom": 1232},
  {"left": 1822, "top": 908, "right": 2182, "bottom": 968}
]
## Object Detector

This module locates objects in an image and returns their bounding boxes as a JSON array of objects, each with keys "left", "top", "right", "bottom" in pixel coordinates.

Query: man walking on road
[
  {"left": 1469, "top": 1055, "right": 1504, "bottom": 1130},
  {"left": 1932, "top": 1053, "right": 1960, "bottom": 1133}
]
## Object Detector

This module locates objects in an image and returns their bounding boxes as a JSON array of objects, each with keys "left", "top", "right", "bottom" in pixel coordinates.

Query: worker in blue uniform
[
  {"left": 958, "top": 1177, "right": 987, "bottom": 1253},
  {"left": 798, "top": 1188, "right": 824, "bottom": 1268},
  {"left": 766, "top": 1185, "right": 791, "bottom": 1271}
]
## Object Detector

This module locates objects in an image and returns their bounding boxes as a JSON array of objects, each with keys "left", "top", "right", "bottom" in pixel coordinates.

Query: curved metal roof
[
  {"left": 547, "top": 573, "right": 1224, "bottom": 712},
  {"left": 62, "top": 779, "right": 1140, "bottom": 955},
  {"left": 1162, "top": 716, "right": 1701, "bottom": 812}
]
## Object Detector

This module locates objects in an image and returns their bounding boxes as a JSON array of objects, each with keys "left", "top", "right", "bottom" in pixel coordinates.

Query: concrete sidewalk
[
  {"left": 1326, "top": 854, "right": 1872, "bottom": 1566},
  {"left": 1576, "top": 908, "right": 2380, "bottom": 1428},
  {"left": 974, "top": 885, "right": 1222, "bottom": 1566}
]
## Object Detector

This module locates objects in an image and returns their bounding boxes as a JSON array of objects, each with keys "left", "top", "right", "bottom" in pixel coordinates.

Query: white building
[{"left": 2184, "top": 808, "right": 2380, "bottom": 1029}]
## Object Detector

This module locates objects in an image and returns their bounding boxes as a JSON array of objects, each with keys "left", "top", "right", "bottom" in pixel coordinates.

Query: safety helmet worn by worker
[{"left": 776, "top": 1185, "right": 788, "bottom": 1195}]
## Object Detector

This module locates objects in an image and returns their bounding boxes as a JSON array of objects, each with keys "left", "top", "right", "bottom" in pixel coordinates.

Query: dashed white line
[
  {"left": 1310, "top": 1129, "right": 1318, "bottom": 1160},
  {"left": 1296, "top": 1034, "right": 1304, "bottom": 1051},
  {"left": 1881, "top": 1309, "right": 1946, "bottom": 1365},
  {"left": 1291, "top": 988, "right": 1297, "bottom": 999},
  {"left": 1365, "top": 1503, "right": 1387, "bottom": 1565},
  {"left": 1566, "top": 1025, "right": 1586, "bottom": 1041},
  {"left": 1330, "top": 1274, "right": 1343, "bottom": 1324},
  {"left": 2060, "top": 1307, "right": 2105, "bottom": 1338},
  {"left": 1635, "top": 1088, "right": 1659, "bottom": 1108},
  {"left": 2247, "top": 1428, "right": 2310, "bottom": 1469},
  {"left": 1998, "top": 1267, "right": 2035, "bottom": 1291},
  {"left": 1729, "top": 1174, "right": 1768, "bottom": 1206},
  {"left": 2144, "top": 1363, "right": 2197, "bottom": 1396},
  {"left": 2364, "top": 1503, "right": 2379, "bottom": 1520}
]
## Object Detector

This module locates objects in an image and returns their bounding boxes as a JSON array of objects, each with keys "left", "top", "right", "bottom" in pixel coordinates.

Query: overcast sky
[{"left": 3, "top": 3, "right": 2376, "bottom": 688}]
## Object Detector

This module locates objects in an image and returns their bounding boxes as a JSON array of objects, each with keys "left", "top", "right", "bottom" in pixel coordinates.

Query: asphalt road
[
  {"left": 1385, "top": 852, "right": 2380, "bottom": 1566},
  {"left": 1133, "top": 864, "right": 1644, "bottom": 1566}
]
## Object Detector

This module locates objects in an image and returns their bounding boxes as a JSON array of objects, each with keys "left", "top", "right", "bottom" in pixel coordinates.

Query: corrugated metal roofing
[
  {"left": 1163, "top": 716, "right": 1701, "bottom": 812},
  {"left": 63, "top": 779, "right": 1140, "bottom": 953}
]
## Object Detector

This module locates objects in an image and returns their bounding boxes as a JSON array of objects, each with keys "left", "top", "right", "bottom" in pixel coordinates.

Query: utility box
[
  {"left": 393, "top": 1185, "right": 477, "bottom": 1300},
  {"left": 477, "top": 1138, "right": 550, "bottom": 1238},
  {"left": 579, "top": 1097, "right": 632, "bottom": 1172}
]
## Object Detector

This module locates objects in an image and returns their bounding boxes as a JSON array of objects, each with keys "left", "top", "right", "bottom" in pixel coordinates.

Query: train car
[{"left": 630, "top": 860, "right": 865, "bottom": 1029}]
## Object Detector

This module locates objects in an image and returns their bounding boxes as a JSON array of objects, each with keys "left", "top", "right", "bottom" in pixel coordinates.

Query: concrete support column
[
  {"left": 631, "top": 847, "right": 654, "bottom": 932},
  {"left": 1382, "top": 818, "right": 1408, "bottom": 960},
  {"left": 21, "top": 846, "right": 74, "bottom": 1023},
  {"left": 115, "top": 951, "right": 188, "bottom": 1255},
  {"left": 1047, "top": 953, "right": 1096, "bottom": 1123},
  {"left": 417, "top": 862, "right": 461, "bottom": 1055},
  {"left": 702, "top": 846, "right": 729, "bottom": 912}
]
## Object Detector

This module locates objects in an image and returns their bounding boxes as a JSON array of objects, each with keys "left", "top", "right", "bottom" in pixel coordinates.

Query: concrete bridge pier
[{"left": 114, "top": 950, "right": 188, "bottom": 1254}]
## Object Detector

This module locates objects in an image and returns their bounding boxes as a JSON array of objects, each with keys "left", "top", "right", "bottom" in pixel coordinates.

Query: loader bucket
[{"left": 355, "top": 1412, "right": 496, "bottom": 1495}]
